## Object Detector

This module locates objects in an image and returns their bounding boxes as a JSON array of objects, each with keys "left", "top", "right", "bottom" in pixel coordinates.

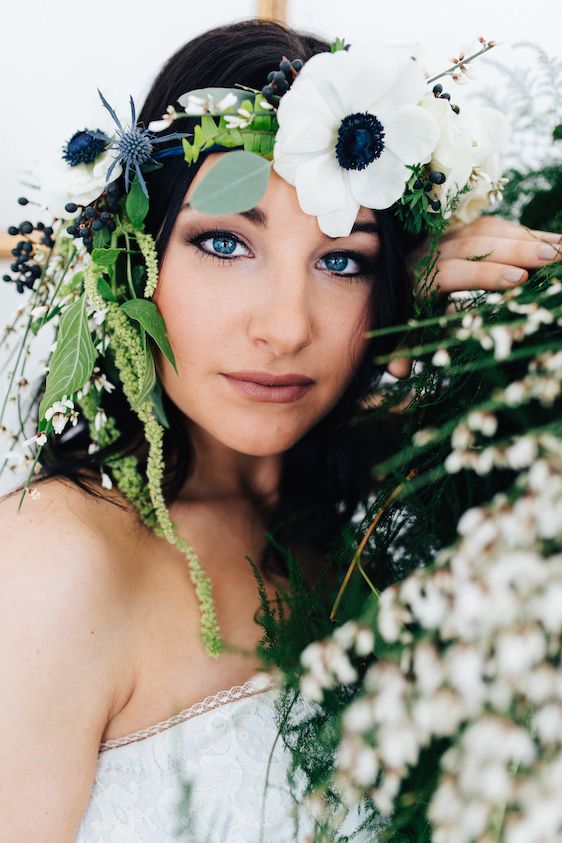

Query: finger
[
  {"left": 386, "top": 356, "right": 413, "bottom": 378},
  {"left": 429, "top": 258, "right": 529, "bottom": 295},
  {"left": 443, "top": 216, "right": 562, "bottom": 244},
  {"left": 436, "top": 235, "right": 562, "bottom": 269}
]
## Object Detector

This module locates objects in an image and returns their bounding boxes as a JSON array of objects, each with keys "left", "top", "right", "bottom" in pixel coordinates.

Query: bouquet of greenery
[{"left": 252, "top": 120, "right": 562, "bottom": 842}]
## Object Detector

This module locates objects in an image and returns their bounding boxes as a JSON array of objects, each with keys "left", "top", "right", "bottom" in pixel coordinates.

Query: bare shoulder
[
  {"left": 0, "top": 476, "right": 141, "bottom": 840},
  {"left": 1, "top": 475, "right": 140, "bottom": 711},
  {"left": 2, "top": 474, "right": 141, "bottom": 559}
]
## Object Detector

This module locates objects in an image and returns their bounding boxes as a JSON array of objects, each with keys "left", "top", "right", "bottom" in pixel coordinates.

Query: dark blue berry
[
  {"left": 65, "top": 202, "right": 78, "bottom": 213},
  {"left": 429, "top": 171, "right": 446, "bottom": 185},
  {"left": 279, "top": 60, "right": 292, "bottom": 76},
  {"left": 451, "top": 104, "right": 460, "bottom": 115},
  {"left": 431, "top": 199, "right": 442, "bottom": 211},
  {"left": 19, "top": 221, "right": 33, "bottom": 234},
  {"left": 91, "top": 219, "right": 103, "bottom": 231},
  {"left": 99, "top": 211, "right": 112, "bottom": 222},
  {"left": 291, "top": 59, "right": 303, "bottom": 70},
  {"left": 106, "top": 220, "right": 117, "bottom": 232},
  {"left": 262, "top": 85, "right": 274, "bottom": 99},
  {"left": 67, "top": 225, "right": 79, "bottom": 237},
  {"left": 413, "top": 178, "right": 424, "bottom": 190},
  {"left": 44, "top": 226, "right": 53, "bottom": 236},
  {"left": 273, "top": 71, "right": 286, "bottom": 84},
  {"left": 432, "top": 84, "right": 443, "bottom": 95},
  {"left": 267, "top": 71, "right": 275, "bottom": 82},
  {"left": 17, "top": 197, "right": 29, "bottom": 205},
  {"left": 440, "top": 92, "right": 451, "bottom": 101},
  {"left": 8, "top": 226, "right": 18, "bottom": 236},
  {"left": 85, "top": 206, "right": 97, "bottom": 219},
  {"left": 3, "top": 274, "right": 11, "bottom": 282},
  {"left": 16, "top": 281, "right": 24, "bottom": 294}
]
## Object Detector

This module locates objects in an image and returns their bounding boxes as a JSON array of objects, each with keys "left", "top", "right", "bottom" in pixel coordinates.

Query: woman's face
[{"left": 152, "top": 152, "right": 380, "bottom": 457}]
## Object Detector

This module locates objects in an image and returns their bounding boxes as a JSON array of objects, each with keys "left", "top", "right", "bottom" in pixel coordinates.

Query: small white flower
[
  {"left": 22, "top": 432, "right": 47, "bottom": 448},
  {"left": 28, "top": 488, "right": 41, "bottom": 501},
  {"left": 432, "top": 348, "right": 451, "bottom": 367},
  {"left": 100, "top": 471, "right": 113, "bottom": 490},
  {"left": 272, "top": 43, "right": 440, "bottom": 237},
  {"left": 44, "top": 396, "right": 75, "bottom": 435},
  {"left": 148, "top": 105, "right": 182, "bottom": 132},
  {"left": 94, "top": 408, "right": 108, "bottom": 432}
]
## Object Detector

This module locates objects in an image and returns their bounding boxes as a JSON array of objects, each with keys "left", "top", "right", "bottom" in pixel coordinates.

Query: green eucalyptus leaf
[
  {"left": 91, "top": 247, "right": 124, "bottom": 267},
  {"left": 188, "top": 150, "right": 271, "bottom": 215},
  {"left": 120, "top": 298, "right": 178, "bottom": 375},
  {"left": 126, "top": 176, "right": 150, "bottom": 230},
  {"left": 131, "top": 327, "right": 156, "bottom": 410},
  {"left": 38, "top": 295, "right": 97, "bottom": 419}
]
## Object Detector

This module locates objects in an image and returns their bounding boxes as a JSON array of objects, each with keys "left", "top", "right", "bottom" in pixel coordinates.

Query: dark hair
[{"left": 30, "top": 18, "right": 421, "bottom": 580}]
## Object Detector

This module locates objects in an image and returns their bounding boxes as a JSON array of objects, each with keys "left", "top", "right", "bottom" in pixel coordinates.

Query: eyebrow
[{"left": 180, "top": 204, "right": 379, "bottom": 237}]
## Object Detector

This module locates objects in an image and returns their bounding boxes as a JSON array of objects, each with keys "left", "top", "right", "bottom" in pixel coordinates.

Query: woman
[{"left": 1, "top": 17, "right": 561, "bottom": 843}]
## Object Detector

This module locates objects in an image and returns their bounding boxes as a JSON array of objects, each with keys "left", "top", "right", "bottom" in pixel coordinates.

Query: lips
[
  {"left": 223, "top": 370, "right": 315, "bottom": 386},
  {"left": 221, "top": 371, "right": 315, "bottom": 404}
]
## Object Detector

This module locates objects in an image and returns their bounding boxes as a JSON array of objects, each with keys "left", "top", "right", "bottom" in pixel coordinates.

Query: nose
[{"left": 247, "top": 264, "right": 314, "bottom": 357}]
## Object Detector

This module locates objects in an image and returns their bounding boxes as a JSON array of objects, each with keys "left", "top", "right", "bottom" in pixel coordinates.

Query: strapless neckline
[{"left": 98, "top": 672, "right": 278, "bottom": 754}]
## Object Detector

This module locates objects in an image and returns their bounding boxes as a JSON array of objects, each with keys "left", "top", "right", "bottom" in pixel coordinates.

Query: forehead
[{"left": 184, "top": 152, "right": 378, "bottom": 237}]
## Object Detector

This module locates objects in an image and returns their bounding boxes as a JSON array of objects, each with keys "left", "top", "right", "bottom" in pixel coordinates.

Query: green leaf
[
  {"left": 93, "top": 227, "right": 111, "bottom": 249},
  {"left": 38, "top": 295, "right": 97, "bottom": 419},
  {"left": 132, "top": 327, "right": 156, "bottom": 410},
  {"left": 149, "top": 378, "right": 170, "bottom": 428},
  {"left": 553, "top": 124, "right": 562, "bottom": 142},
  {"left": 120, "top": 298, "right": 178, "bottom": 375},
  {"left": 126, "top": 176, "right": 150, "bottom": 230},
  {"left": 200, "top": 114, "right": 220, "bottom": 143},
  {"left": 91, "top": 247, "right": 124, "bottom": 267},
  {"left": 187, "top": 150, "right": 271, "bottom": 215},
  {"left": 97, "top": 276, "right": 119, "bottom": 302}
]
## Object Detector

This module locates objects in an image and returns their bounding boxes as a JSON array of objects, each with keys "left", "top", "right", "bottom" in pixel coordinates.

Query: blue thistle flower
[{"left": 87, "top": 90, "right": 188, "bottom": 197}]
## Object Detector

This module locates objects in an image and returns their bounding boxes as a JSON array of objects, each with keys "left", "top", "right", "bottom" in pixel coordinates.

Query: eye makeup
[{"left": 183, "top": 227, "right": 378, "bottom": 283}]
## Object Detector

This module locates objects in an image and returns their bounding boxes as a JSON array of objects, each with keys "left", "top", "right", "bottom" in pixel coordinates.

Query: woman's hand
[{"left": 386, "top": 216, "right": 562, "bottom": 379}]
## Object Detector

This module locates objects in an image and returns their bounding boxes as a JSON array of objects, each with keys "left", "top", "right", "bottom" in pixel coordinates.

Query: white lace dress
[{"left": 73, "top": 673, "right": 377, "bottom": 843}]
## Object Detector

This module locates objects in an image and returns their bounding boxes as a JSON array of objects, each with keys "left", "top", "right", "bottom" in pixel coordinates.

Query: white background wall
[{"left": 0, "top": 0, "right": 560, "bottom": 491}]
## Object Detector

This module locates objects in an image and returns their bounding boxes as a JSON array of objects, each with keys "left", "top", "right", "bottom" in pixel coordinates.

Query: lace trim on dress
[{"left": 98, "top": 674, "right": 277, "bottom": 754}]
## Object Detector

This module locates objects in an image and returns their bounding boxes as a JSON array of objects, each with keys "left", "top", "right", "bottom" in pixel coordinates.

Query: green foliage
[
  {"left": 182, "top": 94, "right": 278, "bottom": 166},
  {"left": 125, "top": 175, "right": 150, "bottom": 229},
  {"left": 38, "top": 294, "right": 96, "bottom": 419},
  {"left": 186, "top": 150, "right": 272, "bottom": 216},
  {"left": 120, "top": 298, "right": 178, "bottom": 375},
  {"left": 330, "top": 37, "right": 349, "bottom": 52}
]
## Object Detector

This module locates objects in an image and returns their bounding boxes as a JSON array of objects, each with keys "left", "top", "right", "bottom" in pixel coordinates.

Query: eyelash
[{"left": 187, "top": 229, "right": 373, "bottom": 283}]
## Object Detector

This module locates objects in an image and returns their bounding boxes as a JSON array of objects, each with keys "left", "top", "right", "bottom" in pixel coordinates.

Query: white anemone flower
[
  {"left": 272, "top": 43, "right": 440, "bottom": 237},
  {"left": 418, "top": 94, "right": 474, "bottom": 214},
  {"left": 36, "top": 149, "right": 122, "bottom": 219},
  {"left": 450, "top": 105, "right": 511, "bottom": 225}
]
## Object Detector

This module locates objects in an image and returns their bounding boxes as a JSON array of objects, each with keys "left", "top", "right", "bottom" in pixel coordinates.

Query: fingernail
[
  {"left": 538, "top": 244, "right": 558, "bottom": 260},
  {"left": 503, "top": 268, "right": 526, "bottom": 284}
]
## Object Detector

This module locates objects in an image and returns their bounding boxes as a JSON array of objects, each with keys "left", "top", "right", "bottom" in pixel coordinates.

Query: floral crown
[{"left": 1, "top": 35, "right": 509, "bottom": 659}]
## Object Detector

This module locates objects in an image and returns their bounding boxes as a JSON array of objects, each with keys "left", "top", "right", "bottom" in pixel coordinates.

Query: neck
[{"left": 178, "top": 418, "right": 282, "bottom": 507}]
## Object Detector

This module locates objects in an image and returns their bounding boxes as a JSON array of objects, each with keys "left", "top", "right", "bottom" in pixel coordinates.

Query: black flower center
[
  {"left": 63, "top": 130, "right": 106, "bottom": 166},
  {"left": 335, "top": 112, "right": 385, "bottom": 171}
]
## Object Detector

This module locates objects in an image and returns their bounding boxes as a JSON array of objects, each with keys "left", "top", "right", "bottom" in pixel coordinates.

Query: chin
[{"left": 219, "top": 424, "right": 308, "bottom": 457}]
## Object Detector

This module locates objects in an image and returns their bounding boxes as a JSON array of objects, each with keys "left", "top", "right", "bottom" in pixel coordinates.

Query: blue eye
[{"left": 188, "top": 229, "right": 371, "bottom": 282}]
